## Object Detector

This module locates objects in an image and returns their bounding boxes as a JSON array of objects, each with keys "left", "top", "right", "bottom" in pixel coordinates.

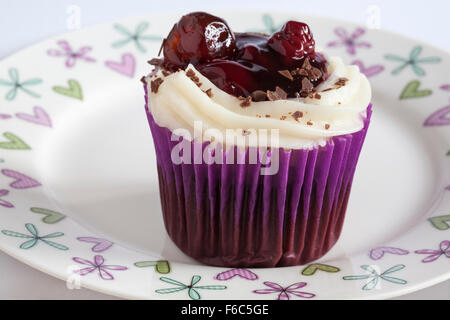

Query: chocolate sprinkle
[
  {"left": 267, "top": 86, "right": 288, "bottom": 101},
  {"left": 150, "top": 78, "right": 164, "bottom": 93},
  {"left": 278, "top": 70, "right": 294, "bottom": 81}
]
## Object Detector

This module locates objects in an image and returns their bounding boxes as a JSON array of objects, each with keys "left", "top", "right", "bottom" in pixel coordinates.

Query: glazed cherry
[
  {"left": 196, "top": 60, "right": 262, "bottom": 97},
  {"left": 159, "top": 13, "right": 327, "bottom": 99},
  {"left": 268, "top": 21, "right": 315, "bottom": 64},
  {"left": 163, "top": 12, "right": 236, "bottom": 70}
]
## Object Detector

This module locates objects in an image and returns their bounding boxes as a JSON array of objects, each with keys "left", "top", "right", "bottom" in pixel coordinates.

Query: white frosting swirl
[{"left": 146, "top": 54, "right": 371, "bottom": 149}]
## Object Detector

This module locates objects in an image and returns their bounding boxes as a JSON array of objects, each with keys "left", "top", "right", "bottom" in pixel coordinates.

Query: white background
[{"left": 0, "top": 0, "right": 449, "bottom": 300}]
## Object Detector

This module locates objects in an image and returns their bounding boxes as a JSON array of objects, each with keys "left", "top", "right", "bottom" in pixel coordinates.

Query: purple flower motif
[
  {"left": 72, "top": 255, "right": 128, "bottom": 280},
  {"left": 47, "top": 40, "right": 96, "bottom": 68},
  {"left": 253, "top": 281, "right": 315, "bottom": 300},
  {"left": 328, "top": 27, "right": 371, "bottom": 55},
  {"left": 415, "top": 240, "right": 450, "bottom": 263},
  {"left": 0, "top": 189, "right": 14, "bottom": 208}
]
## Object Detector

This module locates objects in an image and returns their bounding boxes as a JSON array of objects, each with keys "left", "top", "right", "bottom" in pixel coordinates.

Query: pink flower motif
[
  {"left": 72, "top": 255, "right": 127, "bottom": 280},
  {"left": 253, "top": 281, "right": 315, "bottom": 300},
  {"left": 415, "top": 240, "right": 450, "bottom": 263},
  {"left": 328, "top": 28, "right": 372, "bottom": 55},
  {"left": 47, "top": 40, "right": 96, "bottom": 68}
]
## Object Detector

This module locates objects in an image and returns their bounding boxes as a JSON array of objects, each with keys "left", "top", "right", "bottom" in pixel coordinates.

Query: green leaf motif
[
  {"left": 400, "top": 80, "right": 432, "bottom": 100},
  {"left": 52, "top": 79, "right": 83, "bottom": 100},
  {"left": 0, "top": 132, "right": 31, "bottom": 150},
  {"left": 428, "top": 215, "right": 450, "bottom": 231},
  {"left": 134, "top": 260, "right": 171, "bottom": 274},
  {"left": 30, "top": 207, "right": 66, "bottom": 224},
  {"left": 301, "top": 263, "right": 341, "bottom": 276}
]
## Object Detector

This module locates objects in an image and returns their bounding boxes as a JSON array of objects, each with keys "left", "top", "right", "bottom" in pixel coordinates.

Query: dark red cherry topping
[
  {"left": 163, "top": 12, "right": 236, "bottom": 69},
  {"left": 268, "top": 21, "right": 315, "bottom": 63},
  {"left": 160, "top": 13, "right": 327, "bottom": 99}
]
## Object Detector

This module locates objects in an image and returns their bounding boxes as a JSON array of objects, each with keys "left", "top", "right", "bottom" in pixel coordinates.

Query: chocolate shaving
[
  {"left": 291, "top": 111, "right": 303, "bottom": 121},
  {"left": 265, "top": 114, "right": 271, "bottom": 118},
  {"left": 309, "top": 67, "right": 323, "bottom": 81},
  {"left": 278, "top": 70, "right": 294, "bottom": 81},
  {"left": 325, "top": 123, "right": 330, "bottom": 130},
  {"left": 302, "top": 58, "right": 312, "bottom": 70},
  {"left": 242, "top": 130, "right": 251, "bottom": 136},
  {"left": 291, "top": 68, "right": 308, "bottom": 77},
  {"left": 239, "top": 96, "right": 252, "bottom": 107},
  {"left": 186, "top": 69, "right": 202, "bottom": 87},
  {"left": 186, "top": 69, "right": 195, "bottom": 78},
  {"left": 150, "top": 78, "right": 164, "bottom": 93},
  {"left": 335, "top": 77, "right": 349, "bottom": 87},
  {"left": 301, "top": 78, "right": 314, "bottom": 92},
  {"left": 252, "top": 90, "right": 267, "bottom": 102},
  {"left": 140, "top": 76, "right": 147, "bottom": 84},
  {"left": 204, "top": 88, "right": 213, "bottom": 98},
  {"left": 314, "top": 93, "right": 322, "bottom": 100},
  {"left": 148, "top": 58, "right": 164, "bottom": 67},
  {"left": 307, "top": 120, "right": 313, "bottom": 126},
  {"left": 267, "top": 86, "right": 288, "bottom": 101},
  {"left": 299, "top": 91, "right": 309, "bottom": 98},
  {"left": 280, "top": 115, "right": 287, "bottom": 120},
  {"left": 162, "top": 70, "right": 172, "bottom": 77}
]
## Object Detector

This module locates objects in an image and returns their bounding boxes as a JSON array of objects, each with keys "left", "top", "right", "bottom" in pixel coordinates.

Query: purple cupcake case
[{"left": 145, "top": 85, "right": 372, "bottom": 267}]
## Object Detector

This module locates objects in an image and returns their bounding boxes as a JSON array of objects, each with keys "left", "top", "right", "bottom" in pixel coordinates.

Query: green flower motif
[
  {"left": 343, "top": 264, "right": 407, "bottom": 290},
  {"left": 112, "top": 22, "right": 161, "bottom": 53},
  {"left": 0, "top": 68, "right": 42, "bottom": 100},
  {"left": 384, "top": 46, "right": 441, "bottom": 76},
  {"left": 2, "top": 223, "right": 68, "bottom": 250},
  {"left": 252, "top": 14, "right": 283, "bottom": 34},
  {"left": 156, "top": 275, "right": 226, "bottom": 300}
]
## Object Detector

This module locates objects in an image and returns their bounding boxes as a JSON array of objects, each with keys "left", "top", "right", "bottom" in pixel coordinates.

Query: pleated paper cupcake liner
[{"left": 145, "top": 92, "right": 372, "bottom": 267}]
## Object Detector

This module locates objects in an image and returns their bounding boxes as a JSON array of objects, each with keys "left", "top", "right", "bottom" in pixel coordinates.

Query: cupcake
[{"left": 143, "top": 12, "right": 372, "bottom": 267}]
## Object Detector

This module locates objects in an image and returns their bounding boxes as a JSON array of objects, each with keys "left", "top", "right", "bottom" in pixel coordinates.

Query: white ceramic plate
[{"left": 0, "top": 10, "right": 449, "bottom": 300}]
